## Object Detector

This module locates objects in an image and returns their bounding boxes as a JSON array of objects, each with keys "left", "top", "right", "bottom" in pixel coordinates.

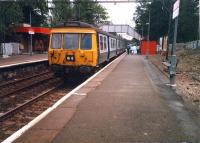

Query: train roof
[
  {"left": 55, "top": 21, "right": 96, "bottom": 29},
  {"left": 55, "top": 21, "right": 120, "bottom": 39}
]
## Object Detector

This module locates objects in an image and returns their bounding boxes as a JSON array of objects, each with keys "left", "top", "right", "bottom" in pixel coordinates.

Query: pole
[
  {"left": 166, "top": 7, "right": 172, "bottom": 61},
  {"left": 30, "top": 10, "right": 31, "bottom": 26},
  {"left": 29, "top": 10, "right": 33, "bottom": 55},
  {"left": 30, "top": 34, "right": 33, "bottom": 55},
  {"left": 146, "top": 9, "right": 150, "bottom": 59},
  {"left": 170, "top": 17, "right": 179, "bottom": 86},
  {"left": 142, "top": 27, "right": 144, "bottom": 39},
  {"left": 199, "top": 0, "right": 200, "bottom": 40}
]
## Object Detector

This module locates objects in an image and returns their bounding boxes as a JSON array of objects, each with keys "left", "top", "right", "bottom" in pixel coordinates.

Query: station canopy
[
  {"left": 100, "top": 24, "right": 141, "bottom": 40},
  {"left": 15, "top": 27, "right": 50, "bottom": 35}
]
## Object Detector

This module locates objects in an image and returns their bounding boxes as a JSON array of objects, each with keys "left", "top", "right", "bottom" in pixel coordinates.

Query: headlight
[{"left": 66, "top": 55, "right": 75, "bottom": 62}]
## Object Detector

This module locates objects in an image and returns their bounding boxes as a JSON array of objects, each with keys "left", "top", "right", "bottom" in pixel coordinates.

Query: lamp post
[
  {"left": 199, "top": 0, "right": 200, "bottom": 41},
  {"left": 29, "top": 9, "right": 38, "bottom": 55},
  {"left": 29, "top": 10, "right": 33, "bottom": 55},
  {"left": 146, "top": 9, "right": 151, "bottom": 59}
]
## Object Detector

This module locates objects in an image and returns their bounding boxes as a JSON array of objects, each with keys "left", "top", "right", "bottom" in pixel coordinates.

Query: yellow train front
[{"left": 48, "top": 21, "right": 125, "bottom": 74}]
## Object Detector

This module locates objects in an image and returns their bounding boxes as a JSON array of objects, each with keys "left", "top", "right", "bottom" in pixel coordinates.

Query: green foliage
[
  {"left": 134, "top": 0, "right": 199, "bottom": 43},
  {"left": 0, "top": 1, "right": 23, "bottom": 42},
  {"left": 0, "top": 1, "right": 23, "bottom": 33},
  {"left": 52, "top": 0, "right": 73, "bottom": 26},
  {"left": 134, "top": 1, "right": 173, "bottom": 41},
  {"left": 178, "top": 0, "right": 199, "bottom": 42},
  {"left": 52, "top": 0, "right": 108, "bottom": 26},
  {"left": 92, "top": 3, "right": 109, "bottom": 25},
  {"left": 18, "top": 0, "right": 48, "bottom": 27}
]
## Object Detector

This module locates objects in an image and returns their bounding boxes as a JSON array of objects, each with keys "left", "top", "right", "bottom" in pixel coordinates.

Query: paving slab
[
  {"left": 12, "top": 55, "right": 200, "bottom": 143},
  {"left": 52, "top": 55, "right": 198, "bottom": 143}
]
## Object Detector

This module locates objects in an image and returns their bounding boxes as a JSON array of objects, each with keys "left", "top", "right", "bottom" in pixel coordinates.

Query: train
[{"left": 48, "top": 21, "right": 126, "bottom": 74}]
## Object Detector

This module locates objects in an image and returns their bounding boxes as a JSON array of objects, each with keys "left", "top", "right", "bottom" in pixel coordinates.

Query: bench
[
  {"left": 162, "top": 62, "right": 171, "bottom": 67},
  {"left": 162, "top": 61, "right": 171, "bottom": 72}
]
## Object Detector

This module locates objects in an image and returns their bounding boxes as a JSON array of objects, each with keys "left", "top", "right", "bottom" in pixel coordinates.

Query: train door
[{"left": 98, "top": 33, "right": 108, "bottom": 64}]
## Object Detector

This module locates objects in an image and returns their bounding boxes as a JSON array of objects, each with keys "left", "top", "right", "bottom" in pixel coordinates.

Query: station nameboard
[{"left": 173, "top": 0, "right": 180, "bottom": 19}]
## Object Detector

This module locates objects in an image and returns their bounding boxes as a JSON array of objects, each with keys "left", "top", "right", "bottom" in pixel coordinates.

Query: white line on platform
[
  {"left": 0, "top": 59, "right": 48, "bottom": 69},
  {"left": 2, "top": 53, "right": 125, "bottom": 143}
]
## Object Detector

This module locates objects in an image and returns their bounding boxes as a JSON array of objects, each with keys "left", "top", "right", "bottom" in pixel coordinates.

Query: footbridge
[{"left": 100, "top": 24, "right": 141, "bottom": 40}]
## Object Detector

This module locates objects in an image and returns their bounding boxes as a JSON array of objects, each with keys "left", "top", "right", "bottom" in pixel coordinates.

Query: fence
[
  {"left": 0, "top": 43, "right": 20, "bottom": 57},
  {"left": 168, "top": 41, "right": 200, "bottom": 50},
  {"left": 183, "top": 40, "right": 200, "bottom": 49}
]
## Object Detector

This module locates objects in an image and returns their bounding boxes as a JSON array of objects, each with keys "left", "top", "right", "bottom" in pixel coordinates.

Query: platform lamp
[{"left": 29, "top": 8, "right": 39, "bottom": 55}]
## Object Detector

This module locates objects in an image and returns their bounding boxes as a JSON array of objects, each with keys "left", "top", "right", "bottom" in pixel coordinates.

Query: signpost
[{"left": 170, "top": 0, "right": 180, "bottom": 87}]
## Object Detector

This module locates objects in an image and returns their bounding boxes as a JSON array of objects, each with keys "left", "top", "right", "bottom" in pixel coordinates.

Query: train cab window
[
  {"left": 51, "top": 34, "right": 61, "bottom": 49},
  {"left": 81, "top": 34, "right": 92, "bottom": 50},
  {"left": 63, "top": 34, "right": 78, "bottom": 49}
]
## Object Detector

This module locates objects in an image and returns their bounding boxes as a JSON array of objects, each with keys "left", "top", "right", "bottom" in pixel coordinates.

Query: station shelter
[{"left": 15, "top": 26, "right": 50, "bottom": 54}]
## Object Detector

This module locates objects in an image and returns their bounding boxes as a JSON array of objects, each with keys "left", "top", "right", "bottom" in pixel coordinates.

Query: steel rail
[
  {"left": 0, "top": 83, "right": 63, "bottom": 122},
  {"left": 0, "top": 74, "right": 54, "bottom": 98},
  {"left": 0, "top": 71, "right": 51, "bottom": 88}
]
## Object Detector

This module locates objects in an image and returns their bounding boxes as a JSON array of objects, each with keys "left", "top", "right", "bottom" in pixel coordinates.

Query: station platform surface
[
  {"left": 12, "top": 55, "right": 199, "bottom": 143},
  {"left": 0, "top": 54, "right": 47, "bottom": 68}
]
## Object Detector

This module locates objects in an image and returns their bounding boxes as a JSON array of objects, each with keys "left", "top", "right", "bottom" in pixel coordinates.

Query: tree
[
  {"left": 51, "top": 0, "right": 108, "bottom": 26},
  {"left": 92, "top": 3, "right": 109, "bottom": 26},
  {"left": 51, "top": 0, "right": 73, "bottom": 26},
  {"left": 0, "top": 1, "right": 23, "bottom": 42},
  {"left": 178, "top": 0, "right": 198, "bottom": 42},
  {"left": 134, "top": 0, "right": 199, "bottom": 43},
  {"left": 134, "top": 2, "right": 150, "bottom": 39},
  {"left": 134, "top": 1, "right": 172, "bottom": 41},
  {"left": 18, "top": 0, "right": 49, "bottom": 27}
]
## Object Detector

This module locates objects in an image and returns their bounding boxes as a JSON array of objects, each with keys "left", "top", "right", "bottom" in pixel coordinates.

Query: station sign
[
  {"left": 28, "top": 30, "right": 35, "bottom": 35},
  {"left": 173, "top": 0, "right": 180, "bottom": 19}
]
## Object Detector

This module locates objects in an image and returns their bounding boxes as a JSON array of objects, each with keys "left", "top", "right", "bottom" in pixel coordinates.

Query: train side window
[
  {"left": 99, "top": 35, "right": 104, "bottom": 51},
  {"left": 112, "top": 39, "right": 114, "bottom": 49},
  {"left": 81, "top": 33, "right": 92, "bottom": 50},
  {"left": 113, "top": 39, "right": 116, "bottom": 49},
  {"left": 51, "top": 33, "right": 61, "bottom": 49},
  {"left": 109, "top": 38, "right": 112, "bottom": 50},
  {"left": 103, "top": 36, "right": 107, "bottom": 50},
  {"left": 63, "top": 34, "right": 78, "bottom": 49}
]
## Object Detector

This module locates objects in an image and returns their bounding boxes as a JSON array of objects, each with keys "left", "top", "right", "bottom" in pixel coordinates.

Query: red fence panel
[{"left": 140, "top": 41, "right": 157, "bottom": 55}]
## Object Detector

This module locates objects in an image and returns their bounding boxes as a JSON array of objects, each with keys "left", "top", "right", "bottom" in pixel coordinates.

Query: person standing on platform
[{"left": 127, "top": 44, "right": 130, "bottom": 55}]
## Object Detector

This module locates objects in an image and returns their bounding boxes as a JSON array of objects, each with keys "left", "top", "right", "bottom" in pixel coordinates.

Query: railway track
[
  {"left": 0, "top": 70, "right": 49, "bottom": 88},
  {"left": 0, "top": 75, "right": 62, "bottom": 119},
  {"left": 0, "top": 71, "right": 54, "bottom": 98},
  {"left": 0, "top": 83, "right": 62, "bottom": 122},
  {"left": 0, "top": 74, "right": 85, "bottom": 141}
]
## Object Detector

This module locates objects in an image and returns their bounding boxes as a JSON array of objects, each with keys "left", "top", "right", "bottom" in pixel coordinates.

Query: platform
[
  {"left": 0, "top": 54, "right": 47, "bottom": 69},
  {"left": 4, "top": 54, "right": 199, "bottom": 143}
]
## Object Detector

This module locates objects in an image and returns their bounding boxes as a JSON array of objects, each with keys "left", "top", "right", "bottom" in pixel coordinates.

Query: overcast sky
[{"left": 101, "top": 2, "right": 137, "bottom": 28}]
